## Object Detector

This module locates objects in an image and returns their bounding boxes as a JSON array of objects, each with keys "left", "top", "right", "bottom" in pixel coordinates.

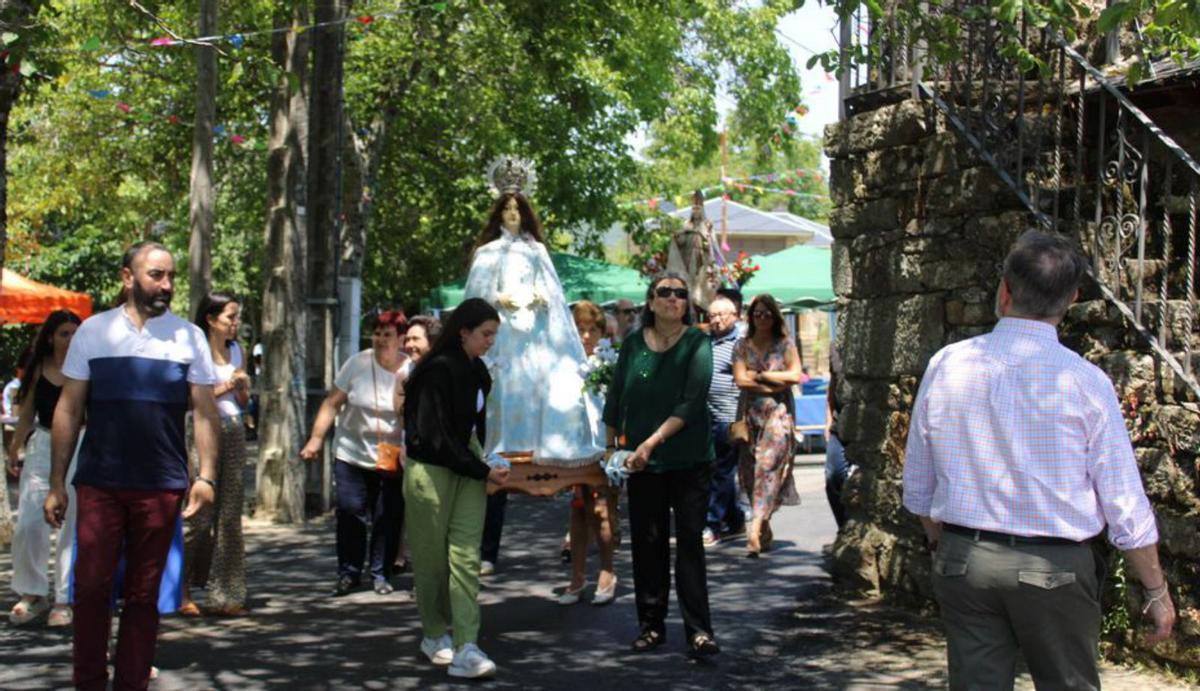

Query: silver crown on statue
[{"left": 486, "top": 155, "right": 537, "bottom": 197}]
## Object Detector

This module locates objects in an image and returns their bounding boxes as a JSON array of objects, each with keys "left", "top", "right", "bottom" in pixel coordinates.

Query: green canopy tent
[
  {"left": 428, "top": 252, "right": 649, "bottom": 309},
  {"left": 740, "top": 244, "right": 835, "bottom": 308}
]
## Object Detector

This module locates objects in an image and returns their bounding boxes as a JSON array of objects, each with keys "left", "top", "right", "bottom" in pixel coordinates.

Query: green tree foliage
[
  {"left": 1099, "top": 0, "right": 1200, "bottom": 84},
  {"left": 805, "top": 0, "right": 1200, "bottom": 86},
  {"left": 5, "top": 0, "right": 271, "bottom": 315},
  {"left": 4, "top": 0, "right": 807, "bottom": 319}
]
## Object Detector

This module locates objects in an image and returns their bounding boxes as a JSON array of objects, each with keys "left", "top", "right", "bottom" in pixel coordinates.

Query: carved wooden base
[{"left": 488, "top": 453, "right": 607, "bottom": 497}]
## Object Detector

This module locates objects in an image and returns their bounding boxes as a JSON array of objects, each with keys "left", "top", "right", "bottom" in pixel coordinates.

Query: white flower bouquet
[{"left": 582, "top": 338, "right": 619, "bottom": 397}]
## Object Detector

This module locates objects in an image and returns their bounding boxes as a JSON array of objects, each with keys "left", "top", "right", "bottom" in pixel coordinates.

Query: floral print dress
[{"left": 735, "top": 337, "right": 798, "bottom": 520}]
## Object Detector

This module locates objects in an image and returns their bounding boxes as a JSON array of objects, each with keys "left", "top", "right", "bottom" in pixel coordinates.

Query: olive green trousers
[{"left": 403, "top": 459, "right": 487, "bottom": 648}]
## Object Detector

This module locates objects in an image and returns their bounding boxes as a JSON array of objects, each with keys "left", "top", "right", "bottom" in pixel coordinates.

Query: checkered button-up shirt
[{"left": 902, "top": 318, "right": 1158, "bottom": 550}]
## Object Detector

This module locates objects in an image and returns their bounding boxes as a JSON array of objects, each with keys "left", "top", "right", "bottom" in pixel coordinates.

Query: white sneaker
[
  {"left": 448, "top": 643, "right": 497, "bottom": 679},
  {"left": 420, "top": 634, "right": 454, "bottom": 666},
  {"left": 479, "top": 560, "right": 495, "bottom": 576}
]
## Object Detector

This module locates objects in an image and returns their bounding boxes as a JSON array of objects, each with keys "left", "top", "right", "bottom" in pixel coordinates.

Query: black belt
[{"left": 943, "top": 523, "right": 1086, "bottom": 547}]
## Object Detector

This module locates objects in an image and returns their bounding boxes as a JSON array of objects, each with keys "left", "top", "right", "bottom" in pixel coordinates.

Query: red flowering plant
[
  {"left": 720, "top": 251, "right": 760, "bottom": 287},
  {"left": 638, "top": 250, "right": 668, "bottom": 278}
]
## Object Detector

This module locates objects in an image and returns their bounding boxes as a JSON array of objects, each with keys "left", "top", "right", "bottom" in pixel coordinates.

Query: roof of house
[
  {"left": 667, "top": 198, "right": 815, "bottom": 238},
  {"left": 772, "top": 211, "right": 833, "bottom": 247}
]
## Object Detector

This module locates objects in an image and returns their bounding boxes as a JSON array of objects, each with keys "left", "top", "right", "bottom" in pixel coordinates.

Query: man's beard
[{"left": 132, "top": 281, "right": 171, "bottom": 317}]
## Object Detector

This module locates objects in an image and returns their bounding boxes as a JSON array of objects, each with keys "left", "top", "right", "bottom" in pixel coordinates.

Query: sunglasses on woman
[{"left": 654, "top": 286, "right": 688, "bottom": 300}]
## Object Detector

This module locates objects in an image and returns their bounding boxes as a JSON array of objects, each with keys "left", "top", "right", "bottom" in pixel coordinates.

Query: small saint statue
[{"left": 667, "top": 190, "right": 720, "bottom": 311}]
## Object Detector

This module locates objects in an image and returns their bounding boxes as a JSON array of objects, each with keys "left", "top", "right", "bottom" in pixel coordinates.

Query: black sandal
[
  {"left": 630, "top": 629, "right": 665, "bottom": 652},
  {"left": 689, "top": 633, "right": 720, "bottom": 658}
]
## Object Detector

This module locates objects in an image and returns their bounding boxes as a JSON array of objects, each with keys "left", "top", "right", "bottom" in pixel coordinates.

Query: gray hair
[
  {"left": 708, "top": 296, "right": 736, "bottom": 314},
  {"left": 1002, "top": 230, "right": 1086, "bottom": 319}
]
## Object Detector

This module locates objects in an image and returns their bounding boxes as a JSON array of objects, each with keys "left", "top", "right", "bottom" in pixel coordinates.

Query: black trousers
[
  {"left": 627, "top": 463, "right": 714, "bottom": 641},
  {"left": 480, "top": 490, "right": 507, "bottom": 564},
  {"left": 334, "top": 459, "right": 403, "bottom": 582}
]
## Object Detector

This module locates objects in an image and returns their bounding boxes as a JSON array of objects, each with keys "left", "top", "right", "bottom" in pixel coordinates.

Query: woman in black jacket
[{"left": 403, "top": 298, "right": 508, "bottom": 679}]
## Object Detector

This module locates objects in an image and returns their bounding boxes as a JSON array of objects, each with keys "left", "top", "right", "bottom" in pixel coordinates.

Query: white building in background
[
  {"left": 667, "top": 198, "right": 824, "bottom": 258},
  {"left": 772, "top": 211, "right": 833, "bottom": 247},
  {"left": 600, "top": 197, "right": 831, "bottom": 265}
]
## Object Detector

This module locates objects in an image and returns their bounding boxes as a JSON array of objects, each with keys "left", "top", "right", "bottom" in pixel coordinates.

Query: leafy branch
[{"left": 803, "top": 0, "right": 1198, "bottom": 85}]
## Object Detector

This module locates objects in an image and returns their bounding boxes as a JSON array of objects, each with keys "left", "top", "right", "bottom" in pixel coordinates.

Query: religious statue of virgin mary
[{"left": 462, "top": 156, "right": 603, "bottom": 466}]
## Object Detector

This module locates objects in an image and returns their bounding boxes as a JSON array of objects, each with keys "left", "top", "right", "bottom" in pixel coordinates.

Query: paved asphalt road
[
  {"left": 0, "top": 458, "right": 839, "bottom": 690},
  {"left": 3, "top": 459, "right": 1193, "bottom": 690}
]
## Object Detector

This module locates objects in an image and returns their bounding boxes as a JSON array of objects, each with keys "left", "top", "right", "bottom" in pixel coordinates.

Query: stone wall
[{"left": 824, "top": 97, "right": 1200, "bottom": 666}]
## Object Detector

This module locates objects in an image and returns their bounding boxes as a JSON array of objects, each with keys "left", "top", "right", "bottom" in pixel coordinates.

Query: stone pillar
[
  {"left": 824, "top": 96, "right": 1200, "bottom": 665},
  {"left": 825, "top": 98, "right": 1044, "bottom": 598}
]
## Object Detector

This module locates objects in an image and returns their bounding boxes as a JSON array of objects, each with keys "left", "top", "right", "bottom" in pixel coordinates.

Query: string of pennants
[
  {"left": 26, "top": 1, "right": 447, "bottom": 56},
  {"left": 622, "top": 169, "right": 829, "bottom": 211},
  {"left": 15, "top": 1, "right": 835, "bottom": 161},
  {"left": 13, "top": 1, "right": 451, "bottom": 151},
  {"left": 757, "top": 70, "right": 836, "bottom": 155}
]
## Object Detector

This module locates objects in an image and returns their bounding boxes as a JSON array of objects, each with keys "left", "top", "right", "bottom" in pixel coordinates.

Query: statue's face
[{"left": 502, "top": 197, "right": 522, "bottom": 231}]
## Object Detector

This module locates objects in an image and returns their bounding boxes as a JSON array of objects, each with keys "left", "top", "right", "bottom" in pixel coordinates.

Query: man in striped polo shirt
[
  {"left": 703, "top": 295, "right": 745, "bottom": 546},
  {"left": 903, "top": 230, "right": 1174, "bottom": 689},
  {"left": 44, "top": 241, "right": 221, "bottom": 691}
]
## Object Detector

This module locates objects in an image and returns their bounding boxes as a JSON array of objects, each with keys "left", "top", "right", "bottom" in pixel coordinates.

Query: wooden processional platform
[{"left": 489, "top": 452, "right": 608, "bottom": 496}]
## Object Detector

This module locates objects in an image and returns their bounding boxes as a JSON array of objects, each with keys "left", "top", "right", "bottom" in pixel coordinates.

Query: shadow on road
[{"left": 0, "top": 466, "right": 948, "bottom": 690}]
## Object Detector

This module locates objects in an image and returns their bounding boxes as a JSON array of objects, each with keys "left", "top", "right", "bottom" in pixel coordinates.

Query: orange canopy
[{"left": 0, "top": 268, "right": 93, "bottom": 324}]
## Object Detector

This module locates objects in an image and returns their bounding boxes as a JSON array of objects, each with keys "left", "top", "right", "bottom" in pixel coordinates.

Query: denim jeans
[
  {"left": 705, "top": 421, "right": 745, "bottom": 533},
  {"left": 825, "top": 434, "right": 851, "bottom": 529},
  {"left": 334, "top": 460, "right": 403, "bottom": 582}
]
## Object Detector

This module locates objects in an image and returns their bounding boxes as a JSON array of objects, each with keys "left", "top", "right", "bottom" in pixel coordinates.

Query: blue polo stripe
[
  {"left": 88, "top": 356, "right": 190, "bottom": 403},
  {"left": 73, "top": 356, "right": 192, "bottom": 490}
]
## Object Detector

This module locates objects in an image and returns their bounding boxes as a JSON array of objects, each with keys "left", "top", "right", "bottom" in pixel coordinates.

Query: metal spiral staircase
[{"left": 840, "top": 3, "right": 1200, "bottom": 400}]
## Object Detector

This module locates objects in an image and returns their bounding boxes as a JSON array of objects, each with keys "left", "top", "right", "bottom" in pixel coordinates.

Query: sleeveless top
[{"left": 34, "top": 376, "right": 63, "bottom": 429}]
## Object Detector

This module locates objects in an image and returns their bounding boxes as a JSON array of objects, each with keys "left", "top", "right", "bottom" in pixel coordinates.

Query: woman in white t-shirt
[
  {"left": 181, "top": 293, "right": 251, "bottom": 616},
  {"left": 302, "top": 310, "right": 407, "bottom": 596}
]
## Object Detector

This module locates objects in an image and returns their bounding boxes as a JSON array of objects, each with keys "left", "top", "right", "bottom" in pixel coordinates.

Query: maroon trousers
[{"left": 73, "top": 485, "right": 184, "bottom": 691}]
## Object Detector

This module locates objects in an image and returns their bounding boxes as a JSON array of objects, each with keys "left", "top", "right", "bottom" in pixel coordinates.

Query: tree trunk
[
  {"left": 0, "top": 72, "right": 16, "bottom": 546},
  {"left": 338, "top": 111, "right": 380, "bottom": 283},
  {"left": 305, "top": 0, "right": 346, "bottom": 510},
  {"left": 188, "top": 0, "right": 217, "bottom": 316},
  {"left": 256, "top": 6, "right": 310, "bottom": 524},
  {"left": 0, "top": 0, "right": 39, "bottom": 546}
]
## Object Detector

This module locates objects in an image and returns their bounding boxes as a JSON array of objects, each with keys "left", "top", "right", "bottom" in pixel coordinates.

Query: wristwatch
[{"left": 196, "top": 476, "right": 217, "bottom": 490}]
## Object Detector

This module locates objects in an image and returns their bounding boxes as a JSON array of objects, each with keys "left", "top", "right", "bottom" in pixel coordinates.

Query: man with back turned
[{"left": 903, "top": 230, "right": 1174, "bottom": 690}]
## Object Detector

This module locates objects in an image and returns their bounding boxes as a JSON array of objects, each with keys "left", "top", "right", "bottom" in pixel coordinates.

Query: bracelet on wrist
[
  {"left": 1142, "top": 581, "right": 1169, "bottom": 614},
  {"left": 1144, "top": 581, "right": 1169, "bottom": 597},
  {"left": 196, "top": 476, "right": 217, "bottom": 490}
]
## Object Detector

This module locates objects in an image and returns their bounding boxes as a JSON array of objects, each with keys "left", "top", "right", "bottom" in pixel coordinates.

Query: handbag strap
[{"left": 370, "top": 355, "right": 385, "bottom": 450}]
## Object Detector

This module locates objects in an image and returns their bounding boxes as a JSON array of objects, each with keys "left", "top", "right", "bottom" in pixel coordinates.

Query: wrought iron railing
[{"left": 839, "top": 2, "right": 1200, "bottom": 399}]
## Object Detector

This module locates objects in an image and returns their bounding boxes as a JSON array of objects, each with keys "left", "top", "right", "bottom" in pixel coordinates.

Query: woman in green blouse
[{"left": 602, "top": 272, "right": 719, "bottom": 658}]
